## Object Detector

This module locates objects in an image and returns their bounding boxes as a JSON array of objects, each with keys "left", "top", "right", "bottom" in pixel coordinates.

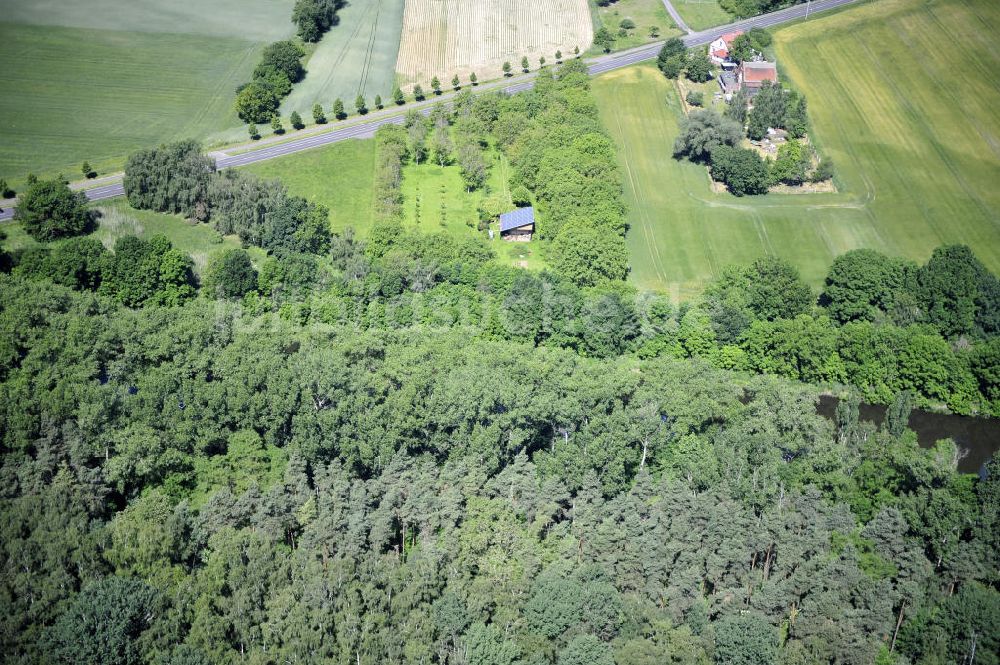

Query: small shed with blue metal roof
[{"left": 498, "top": 206, "right": 534, "bottom": 241}]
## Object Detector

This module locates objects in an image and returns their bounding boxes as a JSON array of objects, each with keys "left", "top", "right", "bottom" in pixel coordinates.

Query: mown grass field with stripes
[
  {"left": 280, "top": 0, "right": 405, "bottom": 119},
  {"left": 0, "top": 0, "right": 295, "bottom": 187},
  {"left": 593, "top": 0, "right": 1000, "bottom": 298}
]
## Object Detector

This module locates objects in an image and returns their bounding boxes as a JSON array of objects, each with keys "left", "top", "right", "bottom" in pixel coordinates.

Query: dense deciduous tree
[
  {"left": 709, "top": 145, "right": 770, "bottom": 196},
  {"left": 14, "top": 179, "right": 91, "bottom": 241},
  {"left": 673, "top": 110, "right": 743, "bottom": 162},
  {"left": 123, "top": 140, "right": 215, "bottom": 217}
]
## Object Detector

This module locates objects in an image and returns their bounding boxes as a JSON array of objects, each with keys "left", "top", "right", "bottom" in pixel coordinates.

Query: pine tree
[
  {"left": 555, "top": 50, "right": 562, "bottom": 62},
  {"left": 413, "top": 84, "right": 425, "bottom": 101},
  {"left": 470, "top": 72, "right": 478, "bottom": 85},
  {"left": 290, "top": 110, "right": 304, "bottom": 129},
  {"left": 81, "top": 162, "right": 93, "bottom": 179},
  {"left": 521, "top": 56, "right": 530, "bottom": 72},
  {"left": 332, "top": 98, "right": 345, "bottom": 120},
  {"left": 502, "top": 61, "right": 512, "bottom": 77},
  {"left": 248, "top": 124, "right": 260, "bottom": 140},
  {"left": 393, "top": 87, "right": 405, "bottom": 105},
  {"left": 271, "top": 115, "right": 284, "bottom": 134},
  {"left": 431, "top": 76, "right": 441, "bottom": 95},
  {"left": 374, "top": 94, "right": 383, "bottom": 110},
  {"left": 355, "top": 94, "right": 367, "bottom": 115},
  {"left": 539, "top": 56, "right": 546, "bottom": 67},
  {"left": 451, "top": 74, "right": 460, "bottom": 90}
]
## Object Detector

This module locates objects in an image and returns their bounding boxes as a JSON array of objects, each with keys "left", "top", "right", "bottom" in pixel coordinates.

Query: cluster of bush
[
  {"left": 291, "top": 0, "right": 343, "bottom": 42},
  {"left": 234, "top": 41, "right": 307, "bottom": 125},
  {"left": 656, "top": 37, "right": 715, "bottom": 82},
  {"left": 15, "top": 235, "right": 196, "bottom": 307},
  {"left": 673, "top": 101, "right": 829, "bottom": 196}
]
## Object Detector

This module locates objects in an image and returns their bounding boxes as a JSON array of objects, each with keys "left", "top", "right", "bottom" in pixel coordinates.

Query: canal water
[{"left": 816, "top": 395, "right": 1000, "bottom": 475}]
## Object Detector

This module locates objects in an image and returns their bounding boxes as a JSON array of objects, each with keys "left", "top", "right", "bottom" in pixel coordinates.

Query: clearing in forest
[
  {"left": 395, "top": 0, "right": 593, "bottom": 87},
  {"left": 592, "top": 0, "right": 1000, "bottom": 298}
]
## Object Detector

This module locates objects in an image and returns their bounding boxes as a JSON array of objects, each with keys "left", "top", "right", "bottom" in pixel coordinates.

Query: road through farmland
[{"left": 0, "top": 0, "right": 861, "bottom": 222}]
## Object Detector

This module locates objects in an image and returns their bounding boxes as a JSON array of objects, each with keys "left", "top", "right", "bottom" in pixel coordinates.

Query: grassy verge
[
  {"left": 671, "top": 0, "right": 733, "bottom": 31},
  {"left": 592, "top": 0, "right": 1000, "bottom": 298}
]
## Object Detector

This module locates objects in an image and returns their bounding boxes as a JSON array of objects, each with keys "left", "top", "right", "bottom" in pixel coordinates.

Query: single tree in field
[
  {"left": 15, "top": 178, "right": 91, "bottom": 241},
  {"left": 248, "top": 123, "right": 260, "bottom": 140},
  {"left": 574, "top": 45, "right": 580, "bottom": 57},
  {"left": 431, "top": 76, "right": 441, "bottom": 95},
  {"left": 539, "top": 56, "right": 546, "bottom": 67},
  {"left": 555, "top": 50, "right": 562, "bottom": 63},
  {"left": 312, "top": 102, "right": 326, "bottom": 124},
  {"left": 413, "top": 84, "right": 425, "bottom": 101},
  {"left": 271, "top": 115, "right": 284, "bottom": 134},
  {"left": 393, "top": 86, "right": 405, "bottom": 105},
  {"left": 81, "top": 161, "right": 94, "bottom": 179},
  {"left": 355, "top": 94, "right": 367, "bottom": 115},
  {"left": 290, "top": 110, "right": 304, "bottom": 129},
  {"left": 594, "top": 27, "right": 615, "bottom": 53},
  {"left": 502, "top": 61, "right": 512, "bottom": 77},
  {"left": 470, "top": 72, "right": 478, "bottom": 85},
  {"left": 0, "top": 179, "right": 13, "bottom": 199},
  {"left": 521, "top": 56, "right": 530, "bottom": 72},
  {"left": 451, "top": 74, "right": 461, "bottom": 90},
  {"left": 374, "top": 94, "right": 383, "bottom": 109},
  {"left": 332, "top": 98, "right": 345, "bottom": 120},
  {"left": 649, "top": 25, "right": 660, "bottom": 38}
]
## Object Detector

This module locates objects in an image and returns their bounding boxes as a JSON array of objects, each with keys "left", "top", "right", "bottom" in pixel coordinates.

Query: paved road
[
  {"left": 661, "top": 0, "right": 693, "bottom": 34},
  {"left": 0, "top": 0, "right": 858, "bottom": 223}
]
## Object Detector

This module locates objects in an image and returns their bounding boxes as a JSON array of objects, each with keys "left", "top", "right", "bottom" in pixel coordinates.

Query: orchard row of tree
[{"left": 0, "top": 267, "right": 996, "bottom": 664}]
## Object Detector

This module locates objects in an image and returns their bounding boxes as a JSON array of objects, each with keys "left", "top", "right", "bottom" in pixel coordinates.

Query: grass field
[
  {"left": 395, "top": 0, "right": 593, "bottom": 87},
  {"left": 0, "top": 0, "right": 294, "bottom": 186},
  {"left": 591, "top": 0, "right": 683, "bottom": 50},
  {"left": 242, "top": 139, "right": 377, "bottom": 235},
  {"left": 671, "top": 0, "right": 733, "bottom": 31},
  {"left": 281, "top": 0, "right": 404, "bottom": 118},
  {"left": 592, "top": 0, "right": 1000, "bottom": 298}
]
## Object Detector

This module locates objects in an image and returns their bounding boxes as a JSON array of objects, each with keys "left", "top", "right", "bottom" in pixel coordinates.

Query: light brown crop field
[{"left": 395, "top": 0, "right": 592, "bottom": 87}]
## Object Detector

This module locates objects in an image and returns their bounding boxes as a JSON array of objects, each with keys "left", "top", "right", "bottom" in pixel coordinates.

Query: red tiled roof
[
  {"left": 741, "top": 62, "right": 777, "bottom": 83},
  {"left": 721, "top": 31, "right": 743, "bottom": 44}
]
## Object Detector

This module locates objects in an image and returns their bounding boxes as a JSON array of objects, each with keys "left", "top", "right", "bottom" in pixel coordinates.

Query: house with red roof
[
  {"left": 709, "top": 31, "right": 743, "bottom": 64},
  {"left": 737, "top": 60, "right": 778, "bottom": 96}
]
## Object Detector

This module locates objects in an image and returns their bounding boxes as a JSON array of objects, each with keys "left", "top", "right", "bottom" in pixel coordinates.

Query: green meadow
[
  {"left": 242, "top": 139, "right": 378, "bottom": 236},
  {"left": 281, "top": 0, "right": 405, "bottom": 118},
  {"left": 590, "top": 0, "right": 683, "bottom": 51},
  {"left": 0, "top": 0, "right": 295, "bottom": 186},
  {"left": 593, "top": 0, "right": 1000, "bottom": 298},
  {"left": 671, "top": 0, "right": 733, "bottom": 31}
]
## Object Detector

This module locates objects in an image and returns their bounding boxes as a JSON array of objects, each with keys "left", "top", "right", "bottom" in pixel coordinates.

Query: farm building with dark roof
[{"left": 499, "top": 207, "right": 534, "bottom": 241}]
